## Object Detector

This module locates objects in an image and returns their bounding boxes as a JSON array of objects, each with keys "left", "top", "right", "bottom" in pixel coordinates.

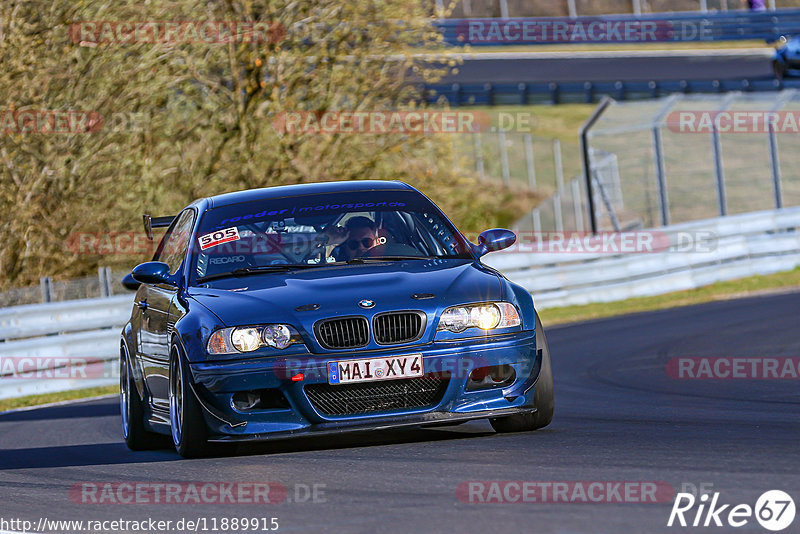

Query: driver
[{"left": 323, "top": 216, "right": 380, "bottom": 261}]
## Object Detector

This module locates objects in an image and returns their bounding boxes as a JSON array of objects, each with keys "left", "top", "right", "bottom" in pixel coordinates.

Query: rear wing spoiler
[{"left": 142, "top": 214, "right": 176, "bottom": 241}]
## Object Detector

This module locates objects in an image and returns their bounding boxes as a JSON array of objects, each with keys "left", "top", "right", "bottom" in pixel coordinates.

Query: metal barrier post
[
  {"left": 572, "top": 178, "right": 585, "bottom": 233},
  {"left": 580, "top": 96, "right": 613, "bottom": 235},
  {"left": 712, "top": 127, "right": 727, "bottom": 216},
  {"left": 99, "top": 267, "right": 113, "bottom": 298},
  {"left": 650, "top": 94, "right": 679, "bottom": 226},
  {"left": 473, "top": 134, "right": 485, "bottom": 180},
  {"left": 766, "top": 90, "right": 794, "bottom": 209},
  {"left": 553, "top": 192, "right": 563, "bottom": 232},
  {"left": 567, "top": 0, "right": 577, "bottom": 17},
  {"left": 524, "top": 133, "right": 536, "bottom": 188},
  {"left": 554, "top": 139, "right": 565, "bottom": 193},
  {"left": 768, "top": 124, "right": 783, "bottom": 208},
  {"left": 499, "top": 130, "right": 511, "bottom": 185},
  {"left": 711, "top": 94, "right": 735, "bottom": 216},
  {"left": 652, "top": 127, "right": 670, "bottom": 226},
  {"left": 40, "top": 277, "right": 52, "bottom": 303},
  {"left": 499, "top": 0, "right": 509, "bottom": 18}
]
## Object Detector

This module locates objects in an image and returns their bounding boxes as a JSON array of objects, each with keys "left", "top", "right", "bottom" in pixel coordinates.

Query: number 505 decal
[{"left": 198, "top": 227, "right": 240, "bottom": 250}]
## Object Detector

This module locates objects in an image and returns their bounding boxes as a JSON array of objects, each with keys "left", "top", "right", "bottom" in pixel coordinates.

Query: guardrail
[
  {"left": 1, "top": 207, "right": 798, "bottom": 400},
  {"left": 424, "top": 78, "right": 800, "bottom": 105},
  {"left": 483, "top": 206, "right": 800, "bottom": 307},
  {"left": 437, "top": 9, "right": 800, "bottom": 46},
  {"left": 0, "top": 295, "right": 132, "bottom": 340},
  {"left": 0, "top": 295, "right": 131, "bottom": 400}
]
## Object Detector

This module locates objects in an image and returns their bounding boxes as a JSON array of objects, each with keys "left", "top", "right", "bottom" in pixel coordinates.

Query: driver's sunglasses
[{"left": 345, "top": 238, "right": 375, "bottom": 250}]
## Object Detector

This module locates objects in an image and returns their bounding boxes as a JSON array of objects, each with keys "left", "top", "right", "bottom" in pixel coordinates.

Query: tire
[
  {"left": 121, "top": 344, "right": 169, "bottom": 450},
  {"left": 169, "top": 343, "right": 212, "bottom": 458},
  {"left": 490, "top": 310, "right": 554, "bottom": 433}
]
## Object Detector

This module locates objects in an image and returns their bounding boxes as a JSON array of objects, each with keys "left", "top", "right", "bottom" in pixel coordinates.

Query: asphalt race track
[
  {"left": 1, "top": 291, "right": 798, "bottom": 534},
  {"left": 440, "top": 50, "right": 775, "bottom": 83}
]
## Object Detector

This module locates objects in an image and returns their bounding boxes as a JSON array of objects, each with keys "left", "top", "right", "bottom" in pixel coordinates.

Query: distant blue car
[
  {"left": 773, "top": 35, "right": 800, "bottom": 78},
  {"left": 120, "top": 180, "right": 553, "bottom": 457}
]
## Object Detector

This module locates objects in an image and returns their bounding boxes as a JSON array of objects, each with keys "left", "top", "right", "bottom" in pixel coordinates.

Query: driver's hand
[{"left": 320, "top": 225, "right": 348, "bottom": 246}]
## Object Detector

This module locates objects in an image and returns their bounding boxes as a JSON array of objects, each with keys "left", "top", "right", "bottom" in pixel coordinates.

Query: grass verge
[
  {"left": 0, "top": 385, "right": 118, "bottom": 413},
  {"left": 539, "top": 267, "right": 800, "bottom": 326}
]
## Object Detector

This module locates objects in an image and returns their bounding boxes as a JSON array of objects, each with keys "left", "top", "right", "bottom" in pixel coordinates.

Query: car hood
[{"left": 187, "top": 259, "right": 503, "bottom": 348}]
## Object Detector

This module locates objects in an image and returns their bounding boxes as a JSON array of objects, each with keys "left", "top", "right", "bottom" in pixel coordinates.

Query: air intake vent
[
  {"left": 305, "top": 374, "right": 449, "bottom": 416},
  {"left": 315, "top": 316, "right": 370, "bottom": 349},
  {"left": 373, "top": 311, "right": 425, "bottom": 345}
]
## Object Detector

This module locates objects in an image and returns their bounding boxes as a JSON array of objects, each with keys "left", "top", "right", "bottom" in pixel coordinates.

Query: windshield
[{"left": 190, "top": 189, "right": 473, "bottom": 284}]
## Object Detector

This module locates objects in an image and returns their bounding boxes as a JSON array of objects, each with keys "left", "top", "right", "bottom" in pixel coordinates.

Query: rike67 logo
[{"left": 668, "top": 490, "right": 795, "bottom": 531}]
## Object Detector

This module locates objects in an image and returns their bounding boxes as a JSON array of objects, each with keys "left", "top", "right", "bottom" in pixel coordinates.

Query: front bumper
[{"left": 188, "top": 330, "right": 540, "bottom": 441}]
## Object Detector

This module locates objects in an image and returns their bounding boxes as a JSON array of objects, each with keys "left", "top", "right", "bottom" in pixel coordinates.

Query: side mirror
[
  {"left": 121, "top": 273, "right": 141, "bottom": 291},
  {"left": 131, "top": 261, "right": 175, "bottom": 286},
  {"left": 477, "top": 228, "right": 516, "bottom": 256}
]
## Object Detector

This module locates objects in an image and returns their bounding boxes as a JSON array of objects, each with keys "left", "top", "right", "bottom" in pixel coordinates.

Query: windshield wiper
[
  {"left": 197, "top": 265, "right": 318, "bottom": 283},
  {"left": 344, "top": 256, "right": 433, "bottom": 264}
]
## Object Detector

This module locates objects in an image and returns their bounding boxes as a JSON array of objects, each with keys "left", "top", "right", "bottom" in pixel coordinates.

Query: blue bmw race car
[
  {"left": 773, "top": 35, "right": 800, "bottom": 78},
  {"left": 120, "top": 180, "right": 553, "bottom": 457}
]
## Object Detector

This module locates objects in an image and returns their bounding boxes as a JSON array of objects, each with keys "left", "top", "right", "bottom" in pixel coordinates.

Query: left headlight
[
  {"left": 437, "top": 302, "right": 521, "bottom": 333},
  {"left": 207, "top": 324, "right": 304, "bottom": 354}
]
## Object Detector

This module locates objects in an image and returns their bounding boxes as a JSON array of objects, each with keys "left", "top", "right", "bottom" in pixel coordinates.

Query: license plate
[{"left": 327, "top": 354, "right": 423, "bottom": 385}]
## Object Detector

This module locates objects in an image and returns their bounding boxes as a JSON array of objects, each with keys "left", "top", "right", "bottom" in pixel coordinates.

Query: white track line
[{"left": 0, "top": 393, "right": 117, "bottom": 416}]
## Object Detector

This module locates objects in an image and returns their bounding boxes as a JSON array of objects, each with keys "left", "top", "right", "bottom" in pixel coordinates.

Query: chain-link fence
[
  {"left": 451, "top": 130, "right": 589, "bottom": 231},
  {"left": 584, "top": 90, "right": 800, "bottom": 231},
  {"left": 455, "top": 132, "right": 581, "bottom": 190}
]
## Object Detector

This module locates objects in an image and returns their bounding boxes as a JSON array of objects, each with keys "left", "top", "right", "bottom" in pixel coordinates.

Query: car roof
[{"left": 206, "top": 180, "right": 416, "bottom": 208}]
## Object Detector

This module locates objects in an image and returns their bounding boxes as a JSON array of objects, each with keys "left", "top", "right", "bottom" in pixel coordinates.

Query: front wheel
[
  {"left": 490, "top": 310, "right": 554, "bottom": 433},
  {"left": 169, "top": 344, "right": 211, "bottom": 458}
]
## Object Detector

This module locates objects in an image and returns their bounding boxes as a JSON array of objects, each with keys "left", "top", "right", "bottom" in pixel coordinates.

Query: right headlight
[
  {"left": 437, "top": 302, "right": 520, "bottom": 333},
  {"left": 207, "top": 324, "right": 304, "bottom": 355}
]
